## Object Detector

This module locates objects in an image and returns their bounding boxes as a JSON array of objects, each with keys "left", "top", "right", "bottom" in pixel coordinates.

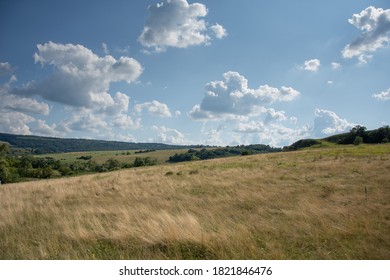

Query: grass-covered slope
[
  {"left": 285, "top": 125, "right": 390, "bottom": 151},
  {"left": 0, "top": 144, "right": 389, "bottom": 259}
]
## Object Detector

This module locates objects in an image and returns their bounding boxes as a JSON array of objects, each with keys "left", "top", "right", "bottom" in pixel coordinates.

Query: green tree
[
  {"left": 0, "top": 143, "right": 9, "bottom": 156},
  {"left": 0, "top": 163, "right": 9, "bottom": 183}
]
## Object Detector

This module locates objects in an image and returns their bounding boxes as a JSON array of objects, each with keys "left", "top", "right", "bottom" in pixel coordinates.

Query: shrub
[
  {"left": 353, "top": 136, "right": 363, "bottom": 146},
  {"left": 104, "top": 158, "right": 121, "bottom": 170},
  {"left": 133, "top": 157, "right": 156, "bottom": 167}
]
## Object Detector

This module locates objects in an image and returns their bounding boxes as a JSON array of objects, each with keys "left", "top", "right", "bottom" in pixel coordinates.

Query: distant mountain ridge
[{"left": 0, "top": 132, "right": 198, "bottom": 154}]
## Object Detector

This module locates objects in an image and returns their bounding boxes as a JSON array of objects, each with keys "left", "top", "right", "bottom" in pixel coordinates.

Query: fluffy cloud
[
  {"left": 0, "top": 77, "right": 50, "bottom": 116},
  {"left": 138, "top": 0, "right": 227, "bottom": 52},
  {"left": 0, "top": 110, "right": 34, "bottom": 135},
  {"left": 313, "top": 109, "right": 355, "bottom": 137},
  {"left": 4, "top": 42, "right": 144, "bottom": 136},
  {"left": 2, "top": 94, "right": 50, "bottom": 116},
  {"left": 233, "top": 121, "right": 310, "bottom": 147},
  {"left": 59, "top": 106, "right": 141, "bottom": 134},
  {"left": 302, "top": 59, "right": 321, "bottom": 72},
  {"left": 372, "top": 87, "right": 390, "bottom": 100},
  {"left": 0, "top": 109, "right": 60, "bottom": 137},
  {"left": 233, "top": 121, "right": 265, "bottom": 133},
  {"left": 210, "top": 23, "right": 228, "bottom": 39},
  {"left": 31, "top": 120, "right": 59, "bottom": 137},
  {"left": 152, "top": 125, "right": 188, "bottom": 144},
  {"left": 200, "top": 124, "right": 225, "bottom": 145},
  {"left": 13, "top": 41, "right": 142, "bottom": 110},
  {"left": 0, "top": 73, "right": 62, "bottom": 136},
  {"left": 342, "top": 6, "right": 390, "bottom": 62},
  {"left": 190, "top": 71, "right": 300, "bottom": 120},
  {"left": 264, "top": 108, "right": 287, "bottom": 124},
  {"left": 232, "top": 109, "right": 354, "bottom": 146},
  {"left": 134, "top": 100, "right": 172, "bottom": 117}
]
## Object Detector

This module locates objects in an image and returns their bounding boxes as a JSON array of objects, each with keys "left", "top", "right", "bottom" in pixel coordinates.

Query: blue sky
[{"left": 0, "top": 0, "right": 389, "bottom": 146}]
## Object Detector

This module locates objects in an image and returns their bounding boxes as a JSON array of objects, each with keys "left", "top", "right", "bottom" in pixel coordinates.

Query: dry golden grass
[{"left": 1, "top": 144, "right": 389, "bottom": 259}]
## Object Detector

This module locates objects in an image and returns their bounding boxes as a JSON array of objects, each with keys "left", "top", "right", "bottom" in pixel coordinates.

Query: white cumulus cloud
[
  {"left": 31, "top": 120, "right": 59, "bottom": 137},
  {"left": 138, "top": 0, "right": 227, "bottom": 52},
  {"left": 264, "top": 108, "right": 287, "bottom": 124},
  {"left": 152, "top": 125, "right": 188, "bottom": 145},
  {"left": 190, "top": 71, "right": 300, "bottom": 120},
  {"left": 210, "top": 23, "right": 228, "bottom": 39},
  {"left": 5, "top": 42, "right": 144, "bottom": 136},
  {"left": 313, "top": 109, "right": 355, "bottom": 137},
  {"left": 13, "top": 41, "right": 143, "bottom": 110},
  {"left": 233, "top": 121, "right": 310, "bottom": 147},
  {"left": 342, "top": 6, "right": 390, "bottom": 62},
  {"left": 134, "top": 100, "right": 173, "bottom": 118},
  {"left": 0, "top": 110, "right": 35, "bottom": 135},
  {"left": 302, "top": 59, "right": 321, "bottom": 72},
  {"left": 1, "top": 79, "right": 50, "bottom": 116}
]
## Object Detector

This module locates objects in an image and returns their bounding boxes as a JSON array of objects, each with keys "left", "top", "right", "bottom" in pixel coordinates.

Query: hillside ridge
[{"left": 0, "top": 132, "right": 199, "bottom": 154}]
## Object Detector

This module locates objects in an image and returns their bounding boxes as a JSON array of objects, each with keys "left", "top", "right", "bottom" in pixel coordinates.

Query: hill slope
[
  {"left": 1, "top": 143, "right": 389, "bottom": 259},
  {"left": 0, "top": 132, "right": 195, "bottom": 154},
  {"left": 285, "top": 125, "right": 390, "bottom": 151}
]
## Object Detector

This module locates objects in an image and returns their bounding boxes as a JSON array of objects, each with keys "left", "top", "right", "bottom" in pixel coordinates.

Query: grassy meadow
[
  {"left": 35, "top": 148, "right": 191, "bottom": 165},
  {"left": 0, "top": 144, "right": 389, "bottom": 259}
]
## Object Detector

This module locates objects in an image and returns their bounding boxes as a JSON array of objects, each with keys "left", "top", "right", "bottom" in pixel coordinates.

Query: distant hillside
[
  {"left": 0, "top": 133, "right": 197, "bottom": 154},
  {"left": 285, "top": 125, "right": 390, "bottom": 151}
]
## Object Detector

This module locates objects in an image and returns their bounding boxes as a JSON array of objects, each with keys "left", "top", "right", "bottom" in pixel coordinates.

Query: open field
[
  {"left": 35, "top": 149, "right": 191, "bottom": 165},
  {"left": 1, "top": 144, "right": 389, "bottom": 259}
]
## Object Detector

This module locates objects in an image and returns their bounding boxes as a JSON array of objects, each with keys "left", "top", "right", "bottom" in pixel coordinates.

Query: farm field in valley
[
  {"left": 1, "top": 144, "right": 389, "bottom": 259},
  {"left": 35, "top": 149, "right": 191, "bottom": 165}
]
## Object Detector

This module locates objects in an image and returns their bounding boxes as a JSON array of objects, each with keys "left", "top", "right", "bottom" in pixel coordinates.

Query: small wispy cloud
[
  {"left": 302, "top": 59, "right": 321, "bottom": 72},
  {"left": 372, "top": 88, "right": 390, "bottom": 101},
  {"left": 331, "top": 62, "right": 341, "bottom": 70}
]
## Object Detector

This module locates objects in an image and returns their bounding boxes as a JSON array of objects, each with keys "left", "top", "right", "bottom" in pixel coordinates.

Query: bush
[
  {"left": 353, "top": 136, "right": 363, "bottom": 146},
  {"left": 241, "top": 150, "right": 253, "bottom": 156},
  {"left": 133, "top": 157, "right": 156, "bottom": 167},
  {"left": 77, "top": 155, "right": 92, "bottom": 160},
  {"left": 104, "top": 158, "right": 120, "bottom": 171},
  {"left": 59, "top": 165, "right": 72, "bottom": 176}
]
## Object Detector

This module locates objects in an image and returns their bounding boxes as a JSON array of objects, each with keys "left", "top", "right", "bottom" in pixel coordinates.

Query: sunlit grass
[{"left": 1, "top": 144, "right": 389, "bottom": 259}]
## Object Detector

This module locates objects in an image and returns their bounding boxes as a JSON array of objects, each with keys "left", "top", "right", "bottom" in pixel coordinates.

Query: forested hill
[{"left": 0, "top": 133, "right": 196, "bottom": 154}]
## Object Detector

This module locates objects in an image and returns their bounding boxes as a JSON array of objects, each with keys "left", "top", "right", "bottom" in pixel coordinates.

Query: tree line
[
  {"left": 168, "top": 145, "right": 281, "bottom": 163},
  {"left": 330, "top": 125, "right": 390, "bottom": 145}
]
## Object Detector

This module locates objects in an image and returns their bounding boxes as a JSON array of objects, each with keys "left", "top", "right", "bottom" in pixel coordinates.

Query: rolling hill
[
  {"left": 0, "top": 132, "right": 198, "bottom": 154},
  {"left": 1, "top": 143, "right": 389, "bottom": 259}
]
